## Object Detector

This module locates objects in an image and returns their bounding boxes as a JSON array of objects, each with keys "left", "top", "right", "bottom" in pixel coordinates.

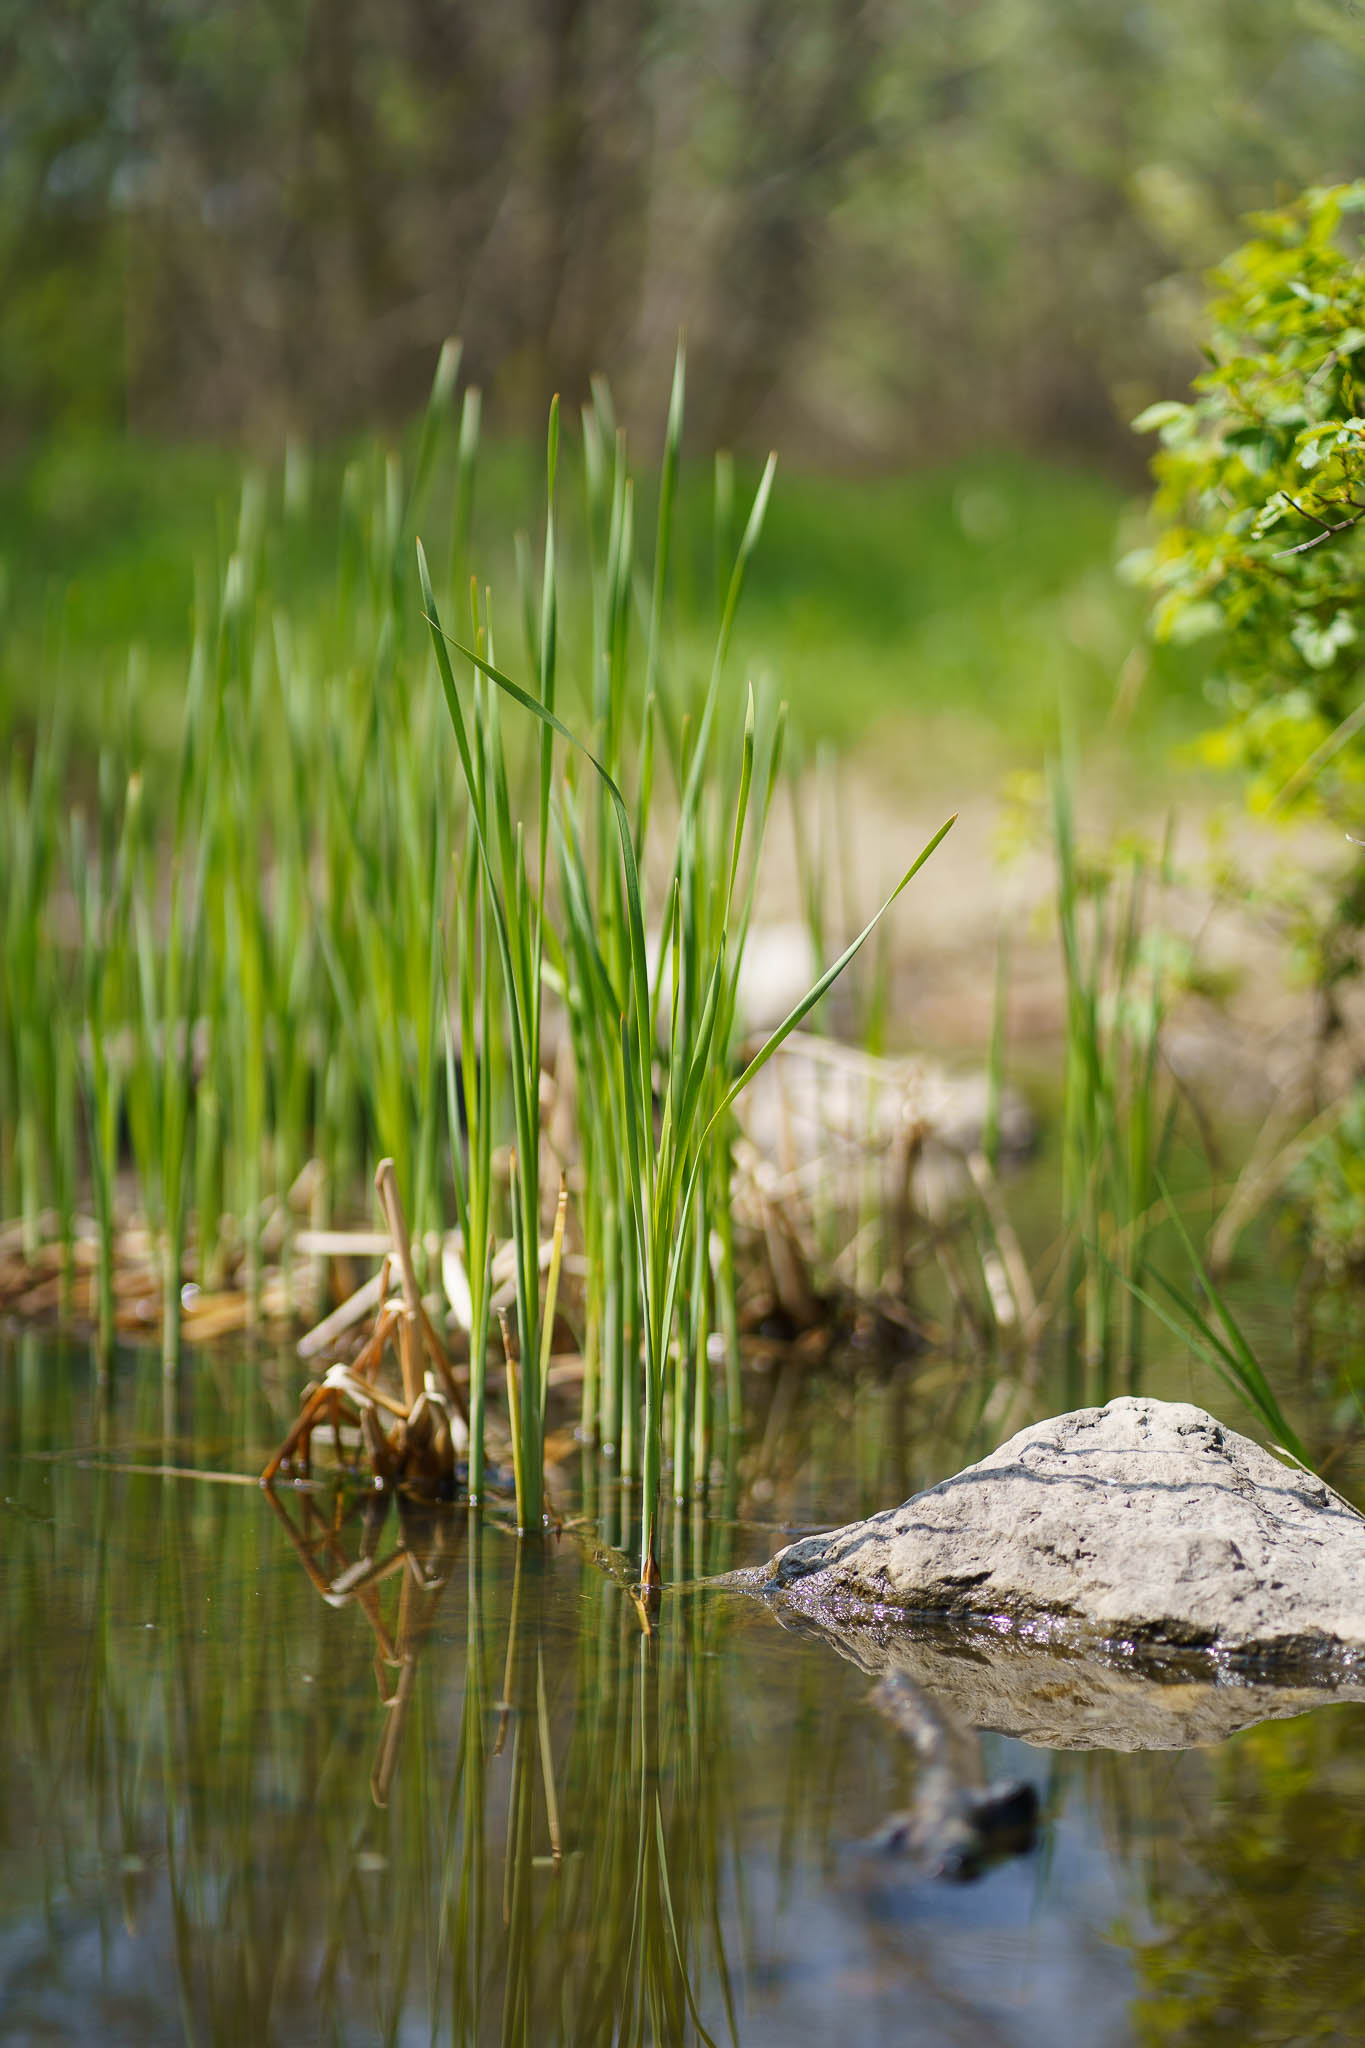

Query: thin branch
[{"left": 1274, "top": 494, "right": 1365, "bottom": 557}]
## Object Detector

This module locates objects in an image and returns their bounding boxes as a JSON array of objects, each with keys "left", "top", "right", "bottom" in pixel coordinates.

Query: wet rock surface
[{"left": 754, "top": 1396, "right": 1365, "bottom": 1666}]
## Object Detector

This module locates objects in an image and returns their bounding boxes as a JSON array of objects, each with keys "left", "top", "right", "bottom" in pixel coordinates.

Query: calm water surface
[{"left": 4, "top": 1334, "right": 1365, "bottom": 2046}]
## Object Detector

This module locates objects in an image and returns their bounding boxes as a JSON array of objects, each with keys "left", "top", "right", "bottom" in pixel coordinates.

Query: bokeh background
[
  {"left": 5, "top": 0, "right": 1365, "bottom": 925},
  {"left": 5, "top": 0, "right": 1364, "bottom": 460}
]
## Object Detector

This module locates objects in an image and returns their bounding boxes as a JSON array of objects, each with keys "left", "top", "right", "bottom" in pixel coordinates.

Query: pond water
[{"left": 4, "top": 1333, "right": 1365, "bottom": 2047}]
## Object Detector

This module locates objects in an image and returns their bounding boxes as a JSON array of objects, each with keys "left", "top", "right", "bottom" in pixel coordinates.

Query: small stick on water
[
  {"left": 375, "top": 1158, "right": 422, "bottom": 1316},
  {"left": 262, "top": 1380, "right": 336, "bottom": 1484},
  {"left": 397, "top": 1306, "right": 422, "bottom": 1409},
  {"left": 537, "top": 1173, "right": 569, "bottom": 1412},
  {"left": 375, "top": 1157, "right": 468, "bottom": 1426},
  {"left": 498, "top": 1307, "right": 526, "bottom": 1527}
]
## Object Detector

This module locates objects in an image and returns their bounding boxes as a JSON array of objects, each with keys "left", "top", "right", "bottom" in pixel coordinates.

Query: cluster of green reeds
[
  {"left": 0, "top": 343, "right": 951, "bottom": 1574},
  {"left": 419, "top": 349, "right": 950, "bottom": 1572},
  {"left": 1046, "top": 767, "right": 1304, "bottom": 1460},
  {"left": 2, "top": 345, "right": 476, "bottom": 1364}
]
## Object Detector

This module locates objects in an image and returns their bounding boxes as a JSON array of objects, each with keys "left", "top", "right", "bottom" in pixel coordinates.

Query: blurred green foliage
[
  {"left": 1133, "top": 180, "right": 1365, "bottom": 1279},
  {"left": 734, "top": 455, "right": 1187, "bottom": 754},
  {"left": 0, "top": 430, "right": 1195, "bottom": 774},
  {"left": 1287, "top": 1079, "right": 1365, "bottom": 1299},
  {"left": 1130, "top": 1711, "right": 1365, "bottom": 2045},
  {"left": 1132, "top": 183, "right": 1365, "bottom": 1021}
]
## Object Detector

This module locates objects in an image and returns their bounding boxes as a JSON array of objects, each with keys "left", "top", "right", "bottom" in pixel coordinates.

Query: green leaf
[
  {"left": 1162, "top": 598, "right": 1224, "bottom": 646},
  {"left": 420, "top": 597, "right": 656, "bottom": 1180},
  {"left": 1132, "top": 401, "right": 1192, "bottom": 436},
  {"left": 1292, "top": 611, "right": 1356, "bottom": 669}
]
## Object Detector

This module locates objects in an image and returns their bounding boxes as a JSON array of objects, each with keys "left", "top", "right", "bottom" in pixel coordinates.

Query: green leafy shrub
[
  {"left": 1131, "top": 181, "right": 1365, "bottom": 841},
  {"left": 1133, "top": 181, "right": 1365, "bottom": 1280}
]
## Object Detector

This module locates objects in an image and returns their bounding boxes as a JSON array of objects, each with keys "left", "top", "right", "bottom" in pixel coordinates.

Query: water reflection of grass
[
  {"left": 0, "top": 1332, "right": 975, "bottom": 2040},
  {"left": 8, "top": 1333, "right": 1365, "bottom": 2044},
  {"left": 1092, "top": 1711, "right": 1365, "bottom": 2045},
  {"left": 2, "top": 1340, "right": 755, "bottom": 2041}
]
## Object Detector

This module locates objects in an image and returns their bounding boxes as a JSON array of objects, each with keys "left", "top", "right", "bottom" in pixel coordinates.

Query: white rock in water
[{"left": 761, "top": 1396, "right": 1365, "bottom": 1662}]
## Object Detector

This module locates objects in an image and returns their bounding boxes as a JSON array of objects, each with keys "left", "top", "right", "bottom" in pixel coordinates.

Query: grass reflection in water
[
  {"left": 7, "top": 1335, "right": 1365, "bottom": 2047},
  {"left": 1, "top": 1337, "right": 769, "bottom": 2044}
]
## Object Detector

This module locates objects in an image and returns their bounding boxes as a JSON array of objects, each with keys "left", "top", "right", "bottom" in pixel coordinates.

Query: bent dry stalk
[{"left": 262, "top": 1158, "right": 469, "bottom": 1495}]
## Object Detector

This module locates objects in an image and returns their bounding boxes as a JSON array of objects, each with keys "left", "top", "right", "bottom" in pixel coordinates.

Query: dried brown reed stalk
[{"left": 261, "top": 1158, "right": 470, "bottom": 1498}]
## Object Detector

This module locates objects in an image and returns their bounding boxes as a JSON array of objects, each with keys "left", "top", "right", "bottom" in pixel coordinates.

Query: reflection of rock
[
  {"left": 773, "top": 1601, "right": 1365, "bottom": 1751},
  {"left": 757, "top": 1396, "right": 1365, "bottom": 1663}
]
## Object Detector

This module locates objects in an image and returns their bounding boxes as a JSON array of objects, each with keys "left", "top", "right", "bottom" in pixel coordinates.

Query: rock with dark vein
[{"left": 756, "top": 1395, "right": 1365, "bottom": 1664}]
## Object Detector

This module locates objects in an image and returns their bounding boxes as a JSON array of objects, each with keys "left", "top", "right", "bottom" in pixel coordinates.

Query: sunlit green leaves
[{"left": 1136, "top": 179, "right": 1365, "bottom": 824}]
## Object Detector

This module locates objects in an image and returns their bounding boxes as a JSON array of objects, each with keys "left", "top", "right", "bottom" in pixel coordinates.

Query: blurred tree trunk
[
  {"left": 527, "top": 0, "right": 654, "bottom": 407},
  {"left": 304, "top": 0, "right": 401, "bottom": 314},
  {"left": 701, "top": 0, "right": 881, "bottom": 446}
]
